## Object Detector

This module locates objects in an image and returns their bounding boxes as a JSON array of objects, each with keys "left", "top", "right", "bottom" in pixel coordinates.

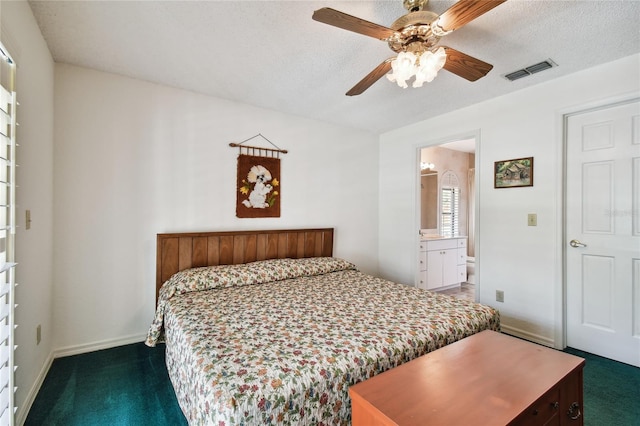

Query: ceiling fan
[{"left": 312, "top": 0, "right": 507, "bottom": 96}]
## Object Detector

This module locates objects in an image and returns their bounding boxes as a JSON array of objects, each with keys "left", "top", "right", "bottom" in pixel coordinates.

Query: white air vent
[{"left": 504, "top": 59, "right": 556, "bottom": 81}]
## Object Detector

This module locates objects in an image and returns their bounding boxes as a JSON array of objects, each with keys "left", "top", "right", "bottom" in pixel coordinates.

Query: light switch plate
[{"left": 527, "top": 213, "right": 537, "bottom": 226}]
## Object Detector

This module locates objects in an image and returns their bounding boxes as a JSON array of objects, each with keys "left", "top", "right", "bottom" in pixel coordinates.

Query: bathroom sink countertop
[{"left": 420, "top": 235, "right": 467, "bottom": 240}]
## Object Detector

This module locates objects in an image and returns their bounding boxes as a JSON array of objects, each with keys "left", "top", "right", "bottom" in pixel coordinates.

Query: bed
[{"left": 146, "top": 228, "right": 500, "bottom": 425}]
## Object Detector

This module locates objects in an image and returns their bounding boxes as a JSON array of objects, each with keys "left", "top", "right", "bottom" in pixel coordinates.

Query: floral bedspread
[{"left": 146, "top": 257, "right": 500, "bottom": 425}]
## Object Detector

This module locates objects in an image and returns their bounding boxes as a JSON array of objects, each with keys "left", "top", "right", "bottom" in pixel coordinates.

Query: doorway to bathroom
[{"left": 417, "top": 135, "right": 478, "bottom": 302}]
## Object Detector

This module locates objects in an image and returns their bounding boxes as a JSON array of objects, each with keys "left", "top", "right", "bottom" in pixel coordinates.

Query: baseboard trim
[
  {"left": 16, "top": 351, "right": 54, "bottom": 426},
  {"left": 53, "top": 333, "right": 148, "bottom": 359},
  {"left": 501, "top": 325, "right": 555, "bottom": 347},
  {"left": 17, "top": 333, "right": 148, "bottom": 425}
]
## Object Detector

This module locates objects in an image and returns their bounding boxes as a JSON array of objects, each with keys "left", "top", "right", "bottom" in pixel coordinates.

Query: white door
[
  {"left": 442, "top": 249, "right": 459, "bottom": 287},
  {"left": 566, "top": 99, "right": 640, "bottom": 367},
  {"left": 427, "top": 250, "right": 443, "bottom": 289}
]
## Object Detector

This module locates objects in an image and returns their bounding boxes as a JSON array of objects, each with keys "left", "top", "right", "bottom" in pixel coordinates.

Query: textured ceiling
[{"left": 29, "top": 0, "right": 640, "bottom": 134}]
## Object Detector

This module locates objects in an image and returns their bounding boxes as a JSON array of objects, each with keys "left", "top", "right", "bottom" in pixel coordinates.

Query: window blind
[
  {"left": 441, "top": 187, "right": 460, "bottom": 238},
  {"left": 0, "top": 43, "right": 16, "bottom": 426}
]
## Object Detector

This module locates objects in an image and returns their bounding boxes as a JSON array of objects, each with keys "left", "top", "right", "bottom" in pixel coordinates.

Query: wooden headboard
[{"left": 156, "top": 228, "right": 334, "bottom": 302}]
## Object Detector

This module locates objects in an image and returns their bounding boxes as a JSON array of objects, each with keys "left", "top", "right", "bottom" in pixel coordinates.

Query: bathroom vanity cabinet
[{"left": 417, "top": 236, "right": 467, "bottom": 290}]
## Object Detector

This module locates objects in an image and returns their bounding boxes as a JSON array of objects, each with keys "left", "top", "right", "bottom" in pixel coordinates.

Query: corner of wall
[{"left": 2, "top": 0, "right": 56, "bottom": 422}]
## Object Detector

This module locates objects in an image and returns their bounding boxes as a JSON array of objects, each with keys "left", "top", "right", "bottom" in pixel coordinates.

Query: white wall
[
  {"left": 53, "top": 64, "right": 379, "bottom": 352},
  {"left": 1, "top": 0, "right": 55, "bottom": 423},
  {"left": 379, "top": 54, "right": 640, "bottom": 346}
]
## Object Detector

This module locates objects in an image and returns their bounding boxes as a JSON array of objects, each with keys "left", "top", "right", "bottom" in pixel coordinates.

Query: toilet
[{"left": 466, "top": 257, "right": 475, "bottom": 284}]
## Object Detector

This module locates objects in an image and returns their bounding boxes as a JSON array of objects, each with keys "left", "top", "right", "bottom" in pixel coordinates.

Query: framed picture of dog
[{"left": 236, "top": 154, "right": 281, "bottom": 218}]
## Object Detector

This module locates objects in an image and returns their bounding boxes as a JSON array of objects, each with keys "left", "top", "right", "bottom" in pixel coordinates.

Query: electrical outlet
[
  {"left": 527, "top": 213, "right": 537, "bottom": 226},
  {"left": 36, "top": 324, "right": 41, "bottom": 345},
  {"left": 496, "top": 290, "right": 504, "bottom": 303}
]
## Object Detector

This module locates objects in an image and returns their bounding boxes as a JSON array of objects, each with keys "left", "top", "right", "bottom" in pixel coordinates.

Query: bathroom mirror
[{"left": 420, "top": 171, "right": 438, "bottom": 231}]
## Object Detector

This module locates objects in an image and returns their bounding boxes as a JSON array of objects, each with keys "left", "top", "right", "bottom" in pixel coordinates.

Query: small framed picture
[{"left": 494, "top": 157, "right": 533, "bottom": 188}]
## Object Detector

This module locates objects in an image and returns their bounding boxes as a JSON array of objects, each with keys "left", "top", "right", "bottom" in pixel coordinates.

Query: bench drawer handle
[{"left": 567, "top": 402, "right": 581, "bottom": 420}]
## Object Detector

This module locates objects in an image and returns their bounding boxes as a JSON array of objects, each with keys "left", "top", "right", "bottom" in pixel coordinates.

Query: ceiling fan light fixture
[
  {"left": 387, "top": 47, "right": 446, "bottom": 89},
  {"left": 414, "top": 47, "right": 446, "bottom": 87},
  {"left": 313, "top": 0, "right": 507, "bottom": 95},
  {"left": 386, "top": 51, "right": 417, "bottom": 88}
]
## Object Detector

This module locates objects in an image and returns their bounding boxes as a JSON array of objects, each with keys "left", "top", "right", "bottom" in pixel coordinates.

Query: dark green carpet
[
  {"left": 26, "top": 343, "right": 639, "bottom": 425},
  {"left": 25, "top": 343, "right": 187, "bottom": 426},
  {"left": 564, "top": 347, "right": 640, "bottom": 426}
]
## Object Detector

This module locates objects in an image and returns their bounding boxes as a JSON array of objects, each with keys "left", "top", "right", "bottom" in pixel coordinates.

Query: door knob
[{"left": 569, "top": 239, "right": 587, "bottom": 248}]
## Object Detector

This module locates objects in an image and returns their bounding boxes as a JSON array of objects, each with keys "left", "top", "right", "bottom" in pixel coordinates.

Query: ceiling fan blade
[
  {"left": 437, "top": 0, "right": 508, "bottom": 32},
  {"left": 313, "top": 8, "right": 396, "bottom": 40},
  {"left": 346, "top": 59, "right": 394, "bottom": 96},
  {"left": 442, "top": 47, "right": 493, "bottom": 81}
]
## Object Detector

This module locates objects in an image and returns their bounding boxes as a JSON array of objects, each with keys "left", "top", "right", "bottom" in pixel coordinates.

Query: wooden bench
[{"left": 350, "top": 330, "right": 585, "bottom": 425}]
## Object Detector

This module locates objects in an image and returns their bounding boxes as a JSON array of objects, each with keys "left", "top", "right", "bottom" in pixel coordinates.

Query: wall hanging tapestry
[{"left": 231, "top": 134, "right": 287, "bottom": 218}]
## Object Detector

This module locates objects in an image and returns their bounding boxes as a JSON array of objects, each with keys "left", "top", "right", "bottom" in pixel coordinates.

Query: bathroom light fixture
[{"left": 421, "top": 162, "right": 435, "bottom": 170}]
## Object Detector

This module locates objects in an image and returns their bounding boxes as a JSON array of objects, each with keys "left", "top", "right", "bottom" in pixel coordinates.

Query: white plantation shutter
[
  {"left": 0, "top": 43, "right": 16, "bottom": 426},
  {"left": 440, "top": 171, "right": 460, "bottom": 238},
  {"left": 441, "top": 187, "right": 460, "bottom": 237}
]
